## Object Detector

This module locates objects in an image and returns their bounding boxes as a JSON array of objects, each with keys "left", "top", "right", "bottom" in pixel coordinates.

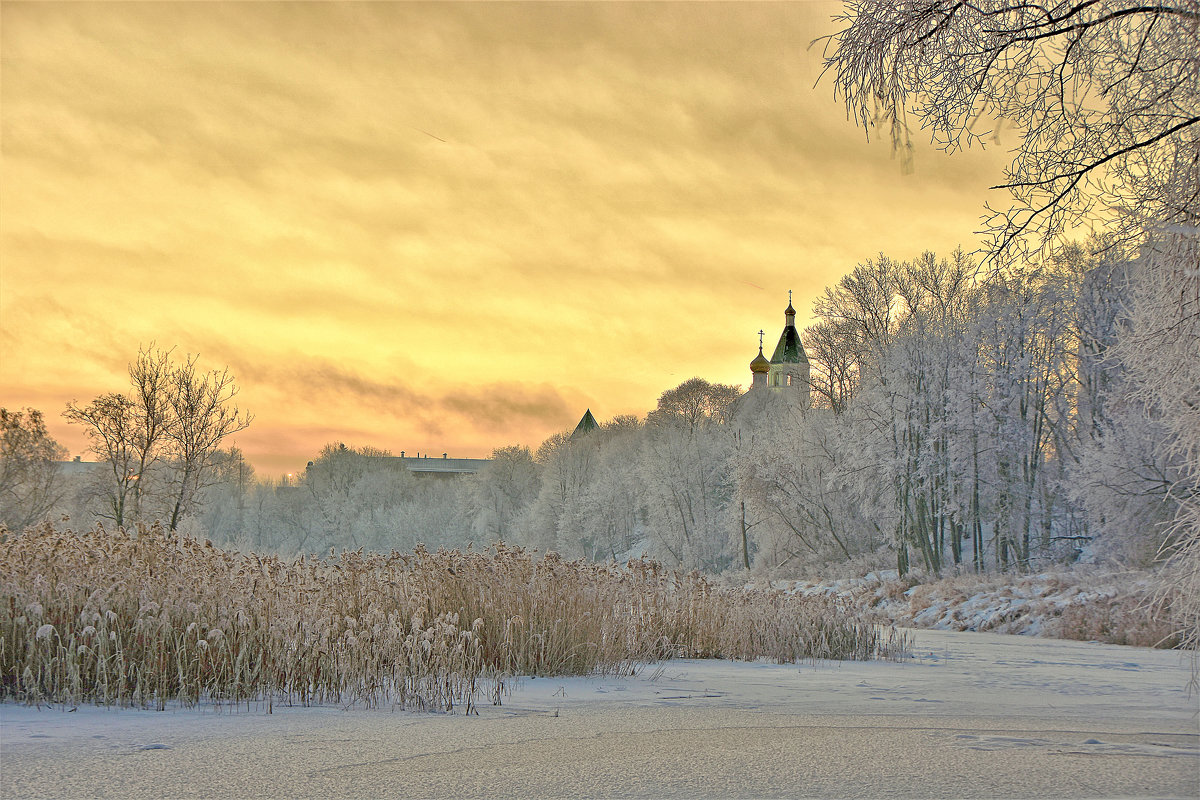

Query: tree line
[
  {"left": 222, "top": 243, "right": 1176, "bottom": 580},
  {"left": 5, "top": 237, "right": 1181, "bottom": 584}
]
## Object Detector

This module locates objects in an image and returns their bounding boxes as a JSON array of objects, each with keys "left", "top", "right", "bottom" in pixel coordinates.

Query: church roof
[
  {"left": 770, "top": 324, "right": 808, "bottom": 364},
  {"left": 571, "top": 408, "right": 599, "bottom": 438}
]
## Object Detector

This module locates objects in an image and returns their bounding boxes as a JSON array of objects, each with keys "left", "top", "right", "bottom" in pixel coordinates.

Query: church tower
[
  {"left": 767, "top": 291, "right": 810, "bottom": 406},
  {"left": 749, "top": 330, "right": 770, "bottom": 390}
]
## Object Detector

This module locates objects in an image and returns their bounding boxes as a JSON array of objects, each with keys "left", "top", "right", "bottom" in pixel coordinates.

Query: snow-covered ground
[
  {"left": 2, "top": 629, "right": 1196, "bottom": 799},
  {"left": 786, "top": 569, "right": 1173, "bottom": 646}
]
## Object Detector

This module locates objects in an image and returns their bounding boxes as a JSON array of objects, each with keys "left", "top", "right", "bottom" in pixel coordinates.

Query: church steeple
[
  {"left": 767, "top": 290, "right": 810, "bottom": 405},
  {"left": 571, "top": 408, "right": 599, "bottom": 438},
  {"left": 749, "top": 329, "right": 770, "bottom": 390}
]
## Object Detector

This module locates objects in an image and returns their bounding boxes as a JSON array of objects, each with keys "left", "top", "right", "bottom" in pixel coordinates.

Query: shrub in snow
[{"left": 785, "top": 569, "right": 1181, "bottom": 649}]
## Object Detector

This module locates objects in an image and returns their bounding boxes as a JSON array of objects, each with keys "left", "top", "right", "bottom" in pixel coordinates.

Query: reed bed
[{"left": 1, "top": 523, "right": 904, "bottom": 712}]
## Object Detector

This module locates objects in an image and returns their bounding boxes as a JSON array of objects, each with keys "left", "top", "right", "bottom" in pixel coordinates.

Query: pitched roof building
[
  {"left": 571, "top": 408, "right": 599, "bottom": 438},
  {"left": 751, "top": 291, "right": 810, "bottom": 407}
]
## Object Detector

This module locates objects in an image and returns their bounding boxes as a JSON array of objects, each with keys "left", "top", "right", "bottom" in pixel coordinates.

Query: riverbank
[{"left": 785, "top": 568, "right": 1178, "bottom": 648}]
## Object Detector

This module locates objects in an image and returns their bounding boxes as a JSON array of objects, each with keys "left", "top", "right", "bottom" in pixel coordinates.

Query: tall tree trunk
[{"left": 740, "top": 501, "right": 751, "bottom": 570}]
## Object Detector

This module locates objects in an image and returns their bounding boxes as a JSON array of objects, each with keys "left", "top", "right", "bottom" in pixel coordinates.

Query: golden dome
[{"left": 750, "top": 348, "right": 770, "bottom": 374}]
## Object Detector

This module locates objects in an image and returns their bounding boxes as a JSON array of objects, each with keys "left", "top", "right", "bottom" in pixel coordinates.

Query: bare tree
[
  {"left": 163, "top": 355, "right": 252, "bottom": 531},
  {"left": 64, "top": 347, "right": 173, "bottom": 527},
  {"left": 126, "top": 346, "right": 173, "bottom": 519},
  {"left": 0, "top": 408, "right": 67, "bottom": 531},
  {"left": 63, "top": 393, "right": 141, "bottom": 527},
  {"left": 65, "top": 347, "right": 251, "bottom": 530}
]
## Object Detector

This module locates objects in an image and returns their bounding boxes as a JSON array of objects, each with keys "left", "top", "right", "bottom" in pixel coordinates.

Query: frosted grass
[{"left": 1, "top": 522, "right": 905, "bottom": 711}]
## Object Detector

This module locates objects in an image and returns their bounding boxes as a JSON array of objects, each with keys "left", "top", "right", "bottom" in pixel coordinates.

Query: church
[
  {"left": 570, "top": 292, "right": 812, "bottom": 433},
  {"left": 747, "top": 291, "right": 810, "bottom": 407}
]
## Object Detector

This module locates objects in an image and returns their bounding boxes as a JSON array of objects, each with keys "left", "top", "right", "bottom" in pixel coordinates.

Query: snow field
[{"left": 2, "top": 629, "right": 1196, "bottom": 799}]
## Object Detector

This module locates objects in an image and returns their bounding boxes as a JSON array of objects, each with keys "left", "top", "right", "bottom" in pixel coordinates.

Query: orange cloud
[{"left": 1, "top": 2, "right": 1013, "bottom": 475}]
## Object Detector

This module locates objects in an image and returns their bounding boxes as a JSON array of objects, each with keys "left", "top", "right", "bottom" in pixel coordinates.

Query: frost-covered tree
[
  {"left": 824, "top": 1, "right": 1198, "bottom": 656},
  {"left": 390, "top": 478, "right": 472, "bottom": 553},
  {"left": 189, "top": 447, "right": 255, "bottom": 543},
  {"left": 811, "top": 254, "right": 903, "bottom": 387},
  {"left": 297, "top": 444, "right": 413, "bottom": 551},
  {"left": 803, "top": 250, "right": 987, "bottom": 574},
  {"left": 973, "top": 265, "right": 1077, "bottom": 569},
  {"left": 794, "top": 243, "right": 1130, "bottom": 575},
  {"left": 1115, "top": 246, "right": 1200, "bottom": 657},
  {"left": 637, "top": 418, "right": 736, "bottom": 571},
  {"left": 228, "top": 444, "right": 475, "bottom": 556},
  {"left": 824, "top": 0, "right": 1198, "bottom": 259},
  {"left": 0, "top": 408, "right": 67, "bottom": 532},
  {"left": 1069, "top": 406, "right": 1180, "bottom": 564},
  {"left": 466, "top": 445, "right": 539, "bottom": 543},
  {"left": 885, "top": 250, "right": 981, "bottom": 572},
  {"left": 737, "top": 403, "right": 887, "bottom": 574},
  {"left": 520, "top": 431, "right": 597, "bottom": 554},
  {"left": 646, "top": 377, "right": 743, "bottom": 432},
  {"left": 803, "top": 318, "right": 860, "bottom": 412},
  {"left": 569, "top": 418, "right": 645, "bottom": 561}
]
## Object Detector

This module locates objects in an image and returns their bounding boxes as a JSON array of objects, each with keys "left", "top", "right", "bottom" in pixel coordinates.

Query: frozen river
[{"left": 2, "top": 629, "right": 1197, "bottom": 799}]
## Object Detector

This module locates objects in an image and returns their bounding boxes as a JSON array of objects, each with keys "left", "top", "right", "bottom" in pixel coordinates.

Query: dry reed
[{"left": 1, "top": 523, "right": 903, "bottom": 711}]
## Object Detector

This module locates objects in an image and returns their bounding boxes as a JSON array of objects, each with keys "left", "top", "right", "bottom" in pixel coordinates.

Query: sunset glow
[{"left": 1, "top": 2, "right": 1012, "bottom": 476}]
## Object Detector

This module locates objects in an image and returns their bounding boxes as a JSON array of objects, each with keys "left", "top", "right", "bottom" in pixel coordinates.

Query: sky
[{"left": 0, "top": 2, "right": 1012, "bottom": 477}]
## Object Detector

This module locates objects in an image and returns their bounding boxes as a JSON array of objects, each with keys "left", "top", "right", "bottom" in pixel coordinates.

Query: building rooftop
[
  {"left": 571, "top": 408, "right": 599, "bottom": 438},
  {"left": 56, "top": 459, "right": 103, "bottom": 476},
  {"left": 383, "top": 456, "right": 491, "bottom": 475},
  {"left": 770, "top": 324, "right": 808, "bottom": 364}
]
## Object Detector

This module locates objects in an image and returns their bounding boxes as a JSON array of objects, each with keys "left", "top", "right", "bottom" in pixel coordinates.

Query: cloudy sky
[{"left": 1, "top": 2, "right": 1010, "bottom": 476}]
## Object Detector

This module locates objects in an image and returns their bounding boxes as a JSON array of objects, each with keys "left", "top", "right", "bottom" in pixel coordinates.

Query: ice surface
[{"left": 2, "top": 629, "right": 1197, "bottom": 799}]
